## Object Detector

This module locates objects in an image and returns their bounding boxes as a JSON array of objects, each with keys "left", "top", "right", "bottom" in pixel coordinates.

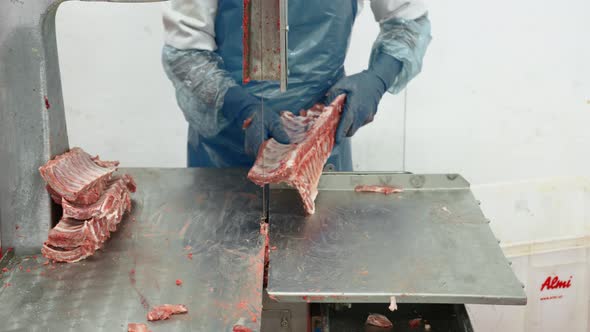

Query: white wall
[{"left": 57, "top": 2, "right": 186, "bottom": 168}]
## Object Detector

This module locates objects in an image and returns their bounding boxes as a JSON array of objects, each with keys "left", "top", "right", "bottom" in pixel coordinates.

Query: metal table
[
  {"left": 0, "top": 168, "right": 265, "bottom": 332},
  {"left": 267, "top": 173, "right": 527, "bottom": 305}
]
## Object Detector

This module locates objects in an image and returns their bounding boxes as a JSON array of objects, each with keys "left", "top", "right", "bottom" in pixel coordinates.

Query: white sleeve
[
  {"left": 162, "top": 0, "right": 218, "bottom": 51},
  {"left": 369, "top": 0, "right": 427, "bottom": 22}
]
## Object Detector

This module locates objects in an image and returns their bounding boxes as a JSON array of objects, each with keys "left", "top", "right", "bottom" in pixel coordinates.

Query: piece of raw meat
[
  {"left": 39, "top": 147, "right": 118, "bottom": 204},
  {"left": 248, "top": 95, "right": 346, "bottom": 214},
  {"left": 354, "top": 185, "right": 403, "bottom": 195},
  {"left": 45, "top": 185, "right": 63, "bottom": 204},
  {"left": 128, "top": 323, "right": 151, "bottom": 332},
  {"left": 41, "top": 244, "right": 92, "bottom": 263},
  {"left": 146, "top": 304, "right": 188, "bottom": 321},
  {"left": 233, "top": 325, "right": 253, "bottom": 332},
  {"left": 46, "top": 218, "right": 101, "bottom": 251},
  {"left": 39, "top": 148, "right": 136, "bottom": 263},
  {"left": 62, "top": 176, "right": 134, "bottom": 220},
  {"left": 366, "top": 314, "right": 393, "bottom": 328},
  {"left": 43, "top": 180, "right": 133, "bottom": 262}
]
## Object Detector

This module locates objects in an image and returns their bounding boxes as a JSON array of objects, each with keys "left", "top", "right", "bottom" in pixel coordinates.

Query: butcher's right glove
[
  {"left": 222, "top": 86, "right": 291, "bottom": 157},
  {"left": 327, "top": 53, "right": 402, "bottom": 144}
]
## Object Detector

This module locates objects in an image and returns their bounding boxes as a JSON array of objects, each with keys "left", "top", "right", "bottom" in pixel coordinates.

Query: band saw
[{"left": 0, "top": 0, "right": 526, "bottom": 331}]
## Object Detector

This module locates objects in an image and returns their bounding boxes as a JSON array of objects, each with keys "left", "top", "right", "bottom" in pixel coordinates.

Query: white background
[{"left": 56, "top": 1, "right": 590, "bottom": 329}]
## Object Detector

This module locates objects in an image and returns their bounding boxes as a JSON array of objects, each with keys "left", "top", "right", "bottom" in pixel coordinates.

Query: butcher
[{"left": 162, "top": 0, "right": 431, "bottom": 171}]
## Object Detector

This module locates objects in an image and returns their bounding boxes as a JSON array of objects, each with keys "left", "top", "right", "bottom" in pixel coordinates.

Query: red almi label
[{"left": 540, "top": 275, "right": 572, "bottom": 291}]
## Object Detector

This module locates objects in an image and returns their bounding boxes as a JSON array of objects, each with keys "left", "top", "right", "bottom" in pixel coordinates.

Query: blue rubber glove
[
  {"left": 222, "top": 86, "right": 290, "bottom": 157},
  {"left": 327, "top": 54, "right": 403, "bottom": 144}
]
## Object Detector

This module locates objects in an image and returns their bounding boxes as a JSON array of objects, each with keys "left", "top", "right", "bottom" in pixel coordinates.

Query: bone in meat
[{"left": 248, "top": 95, "right": 346, "bottom": 214}]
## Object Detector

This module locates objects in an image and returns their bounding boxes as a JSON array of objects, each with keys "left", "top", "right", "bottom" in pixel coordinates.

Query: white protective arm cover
[
  {"left": 162, "top": 0, "right": 239, "bottom": 139},
  {"left": 162, "top": 46, "right": 237, "bottom": 139},
  {"left": 368, "top": 0, "right": 432, "bottom": 93},
  {"left": 162, "top": 0, "right": 218, "bottom": 51}
]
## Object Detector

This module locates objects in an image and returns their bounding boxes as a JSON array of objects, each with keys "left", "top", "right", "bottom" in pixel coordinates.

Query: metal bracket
[{"left": 0, "top": 0, "right": 165, "bottom": 254}]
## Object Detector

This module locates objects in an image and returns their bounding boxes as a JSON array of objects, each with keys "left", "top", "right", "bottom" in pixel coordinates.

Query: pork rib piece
[
  {"left": 39, "top": 147, "right": 118, "bottom": 204},
  {"left": 354, "top": 185, "right": 403, "bottom": 195},
  {"left": 248, "top": 95, "right": 346, "bottom": 214},
  {"left": 62, "top": 175, "right": 135, "bottom": 220},
  {"left": 41, "top": 244, "right": 92, "bottom": 263},
  {"left": 42, "top": 175, "right": 134, "bottom": 263},
  {"left": 147, "top": 304, "right": 188, "bottom": 321}
]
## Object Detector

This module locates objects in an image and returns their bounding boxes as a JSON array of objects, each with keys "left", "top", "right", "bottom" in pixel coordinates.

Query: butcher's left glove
[
  {"left": 222, "top": 86, "right": 290, "bottom": 157},
  {"left": 327, "top": 54, "right": 402, "bottom": 144}
]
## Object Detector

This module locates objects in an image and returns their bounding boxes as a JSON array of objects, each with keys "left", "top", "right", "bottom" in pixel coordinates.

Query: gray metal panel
[
  {"left": 0, "top": 168, "right": 265, "bottom": 332},
  {"left": 267, "top": 173, "right": 527, "bottom": 305},
  {"left": 0, "top": 0, "right": 69, "bottom": 255}
]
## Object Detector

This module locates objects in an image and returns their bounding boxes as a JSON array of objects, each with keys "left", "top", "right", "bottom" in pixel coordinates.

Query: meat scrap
[
  {"left": 128, "top": 323, "right": 151, "bottom": 332},
  {"left": 366, "top": 313, "right": 393, "bottom": 328},
  {"left": 248, "top": 95, "right": 346, "bottom": 215},
  {"left": 409, "top": 318, "right": 422, "bottom": 328},
  {"left": 355, "top": 185, "right": 403, "bottom": 195},
  {"left": 233, "top": 325, "right": 253, "bottom": 332},
  {"left": 39, "top": 147, "right": 118, "bottom": 205},
  {"left": 39, "top": 148, "right": 136, "bottom": 263},
  {"left": 147, "top": 304, "right": 188, "bottom": 321}
]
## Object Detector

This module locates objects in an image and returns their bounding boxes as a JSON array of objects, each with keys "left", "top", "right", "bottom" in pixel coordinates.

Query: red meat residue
[
  {"left": 175, "top": 279, "right": 183, "bottom": 286},
  {"left": 243, "top": 117, "right": 254, "bottom": 130},
  {"left": 147, "top": 304, "right": 188, "bottom": 321},
  {"left": 409, "top": 318, "right": 422, "bottom": 328},
  {"left": 233, "top": 325, "right": 253, "bottom": 332},
  {"left": 355, "top": 185, "right": 403, "bottom": 195},
  {"left": 129, "top": 268, "right": 150, "bottom": 310},
  {"left": 44, "top": 96, "right": 51, "bottom": 110},
  {"left": 242, "top": 0, "right": 251, "bottom": 84},
  {"left": 128, "top": 323, "right": 151, "bottom": 332}
]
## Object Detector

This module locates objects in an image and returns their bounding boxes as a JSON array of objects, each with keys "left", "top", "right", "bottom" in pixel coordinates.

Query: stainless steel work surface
[
  {"left": 267, "top": 173, "right": 526, "bottom": 305},
  {"left": 0, "top": 168, "right": 265, "bottom": 332}
]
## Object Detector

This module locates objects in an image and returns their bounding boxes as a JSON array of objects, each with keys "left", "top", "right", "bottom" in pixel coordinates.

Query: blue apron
[{"left": 188, "top": 0, "right": 357, "bottom": 171}]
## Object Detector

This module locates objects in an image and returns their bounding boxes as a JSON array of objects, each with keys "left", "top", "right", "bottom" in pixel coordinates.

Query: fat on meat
[
  {"left": 147, "top": 304, "right": 188, "bottom": 321},
  {"left": 41, "top": 244, "right": 92, "bottom": 263},
  {"left": 366, "top": 313, "right": 393, "bottom": 328},
  {"left": 354, "top": 185, "right": 403, "bottom": 195},
  {"left": 39, "top": 147, "right": 118, "bottom": 204},
  {"left": 248, "top": 95, "right": 346, "bottom": 214},
  {"left": 128, "top": 323, "right": 151, "bottom": 332}
]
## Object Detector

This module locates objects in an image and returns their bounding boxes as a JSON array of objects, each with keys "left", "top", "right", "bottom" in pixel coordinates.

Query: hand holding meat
[{"left": 221, "top": 85, "right": 290, "bottom": 157}]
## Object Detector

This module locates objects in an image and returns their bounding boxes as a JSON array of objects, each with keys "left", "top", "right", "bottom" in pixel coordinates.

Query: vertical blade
[
  {"left": 279, "top": 0, "right": 288, "bottom": 91},
  {"left": 244, "top": 0, "right": 288, "bottom": 221},
  {"left": 243, "top": 0, "right": 281, "bottom": 83}
]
